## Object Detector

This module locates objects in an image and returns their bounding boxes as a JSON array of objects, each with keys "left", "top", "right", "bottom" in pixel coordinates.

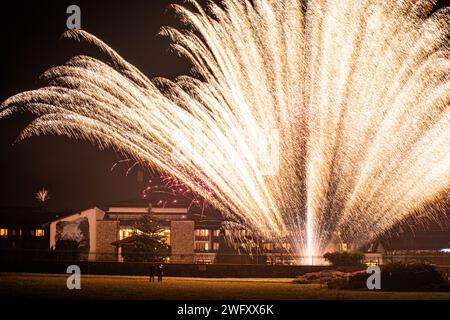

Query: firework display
[
  {"left": 36, "top": 188, "right": 50, "bottom": 202},
  {"left": 1, "top": 0, "right": 449, "bottom": 261}
]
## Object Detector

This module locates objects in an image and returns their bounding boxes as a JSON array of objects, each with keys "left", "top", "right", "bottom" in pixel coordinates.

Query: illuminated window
[
  {"left": 195, "top": 229, "right": 210, "bottom": 237},
  {"left": 160, "top": 229, "right": 171, "bottom": 245},
  {"left": 195, "top": 242, "right": 209, "bottom": 252},
  {"left": 212, "top": 230, "right": 221, "bottom": 237},
  {"left": 35, "top": 229, "right": 45, "bottom": 237},
  {"left": 0, "top": 228, "right": 7, "bottom": 237},
  {"left": 119, "top": 228, "right": 134, "bottom": 240},
  {"left": 213, "top": 242, "right": 220, "bottom": 251}
]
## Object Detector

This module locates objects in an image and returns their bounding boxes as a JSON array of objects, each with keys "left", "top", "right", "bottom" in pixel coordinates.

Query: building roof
[
  {"left": 0, "top": 206, "right": 71, "bottom": 227},
  {"left": 381, "top": 232, "right": 450, "bottom": 251},
  {"left": 109, "top": 191, "right": 192, "bottom": 208},
  {"left": 380, "top": 211, "right": 450, "bottom": 251},
  {"left": 108, "top": 193, "right": 223, "bottom": 219}
]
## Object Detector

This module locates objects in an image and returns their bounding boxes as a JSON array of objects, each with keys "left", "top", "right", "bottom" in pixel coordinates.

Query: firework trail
[
  {"left": 111, "top": 158, "right": 213, "bottom": 215},
  {"left": 36, "top": 188, "right": 50, "bottom": 202},
  {"left": 1, "top": 0, "right": 449, "bottom": 261}
]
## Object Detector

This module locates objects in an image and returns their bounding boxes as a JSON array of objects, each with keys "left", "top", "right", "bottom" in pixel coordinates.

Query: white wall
[{"left": 49, "top": 207, "right": 105, "bottom": 261}]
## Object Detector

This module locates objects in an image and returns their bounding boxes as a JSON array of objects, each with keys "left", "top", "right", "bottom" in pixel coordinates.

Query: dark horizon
[{"left": 0, "top": 0, "right": 448, "bottom": 213}]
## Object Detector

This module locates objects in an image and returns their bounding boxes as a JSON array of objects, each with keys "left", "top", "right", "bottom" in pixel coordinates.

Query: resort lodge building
[{"left": 0, "top": 196, "right": 449, "bottom": 265}]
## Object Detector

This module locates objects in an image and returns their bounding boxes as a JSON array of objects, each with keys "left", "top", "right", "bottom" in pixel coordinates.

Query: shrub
[
  {"left": 293, "top": 270, "right": 368, "bottom": 289},
  {"left": 325, "top": 263, "right": 450, "bottom": 291},
  {"left": 323, "top": 251, "right": 365, "bottom": 266},
  {"left": 55, "top": 240, "right": 80, "bottom": 261},
  {"left": 381, "top": 262, "right": 449, "bottom": 291},
  {"left": 346, "top": 271, "right": 369, "bottom": 289},
  {"left": 326, "top": 271, "right": 368, "bottom": 289},
  {"left": 293, "top": 270, "right": 348, "bottom": 285}
]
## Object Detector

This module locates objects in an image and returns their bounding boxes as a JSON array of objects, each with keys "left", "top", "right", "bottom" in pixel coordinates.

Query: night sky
[
  {"left": 0, "top": 0, "right": 448, "bottom": 212},
  {"left": 0, "top": 0, "right": 192, "bottom": 211}
]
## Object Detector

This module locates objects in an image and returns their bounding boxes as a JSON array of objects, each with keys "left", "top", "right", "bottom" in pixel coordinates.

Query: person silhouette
[
  {"left": 148, "top": 264, "right": 155, "bottom": 283},
  {"left": 156, "top": 264, "right": 164, "bottom": 282}
]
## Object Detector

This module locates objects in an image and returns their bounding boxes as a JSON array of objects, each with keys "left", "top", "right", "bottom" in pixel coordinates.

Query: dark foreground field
[{"left": 1, "top": 273, "right": 449, "bottom": 300}]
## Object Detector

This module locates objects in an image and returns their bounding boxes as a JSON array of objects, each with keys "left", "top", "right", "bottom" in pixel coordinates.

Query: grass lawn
[{"left": 1, "top": 273, "right": 449, "bottom": 300}]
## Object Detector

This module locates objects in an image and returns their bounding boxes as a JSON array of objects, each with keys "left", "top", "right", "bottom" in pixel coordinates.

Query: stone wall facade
[
  {"left": 96, "top": 220, "right": 119, "bottom": 261},
  {"left": 170, "top": 221, "right": 195, "bottom": 264}
]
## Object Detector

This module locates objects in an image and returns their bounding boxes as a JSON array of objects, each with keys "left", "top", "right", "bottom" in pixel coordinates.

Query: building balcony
[
  {"left": 195, "top": 236, "right": 210, "bottom": 241},
  {"left": 194, "top": 249, "right": 218, "bottom": 253}
]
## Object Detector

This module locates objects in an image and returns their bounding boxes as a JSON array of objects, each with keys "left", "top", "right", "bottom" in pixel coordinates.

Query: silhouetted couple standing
[{"left": 149, "top": 263, "right": 164, "bottom": 283}]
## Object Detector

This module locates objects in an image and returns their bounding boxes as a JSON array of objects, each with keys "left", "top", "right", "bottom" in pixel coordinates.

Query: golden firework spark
[{"left": 1, "top": 0, "right": 449, "bottom": 262}]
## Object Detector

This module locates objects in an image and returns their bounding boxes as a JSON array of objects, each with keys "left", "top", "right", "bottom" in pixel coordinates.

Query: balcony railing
[
  {"left": 195, "top": 236, "right": 210, "bottom": 241},
  {"left": 194, "top": 249, "right": 218, "bottom": 253}
]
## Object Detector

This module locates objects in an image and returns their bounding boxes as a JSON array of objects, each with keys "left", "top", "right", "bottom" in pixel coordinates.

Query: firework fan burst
[
  {"left": 1, "top": 0, "right": 449, "bottom": 263},
  {"left": 36, "top": 188, "right": 50, "bottom": 202}
]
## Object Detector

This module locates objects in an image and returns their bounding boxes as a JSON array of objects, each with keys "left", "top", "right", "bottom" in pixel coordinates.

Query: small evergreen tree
[{"left": 121, "top": 214, "right": 169, "bottom": 262}]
